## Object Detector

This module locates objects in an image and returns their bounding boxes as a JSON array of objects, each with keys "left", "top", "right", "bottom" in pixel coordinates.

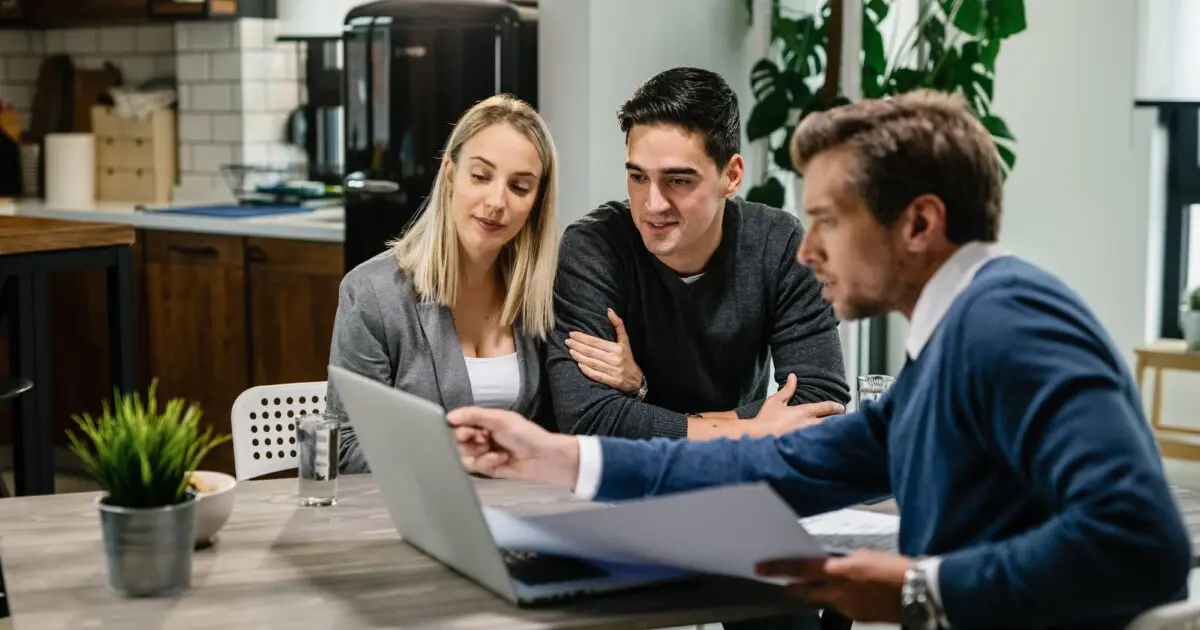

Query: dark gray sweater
[{"left": 547, "top": 197, "right": 850, "bottom": 438}]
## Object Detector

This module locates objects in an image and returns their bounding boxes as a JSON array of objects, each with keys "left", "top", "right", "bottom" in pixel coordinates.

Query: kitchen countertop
[{"left": 0, "top": 199, "right": 345, "bottom": 243}]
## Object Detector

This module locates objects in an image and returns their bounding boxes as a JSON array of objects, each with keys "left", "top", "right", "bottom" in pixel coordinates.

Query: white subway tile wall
[
  {"left": 173, "top": 18, "right": 306, "bottom": 200},
  {"left": 1, "top": 18, "right": 304, "bottom": 204}
]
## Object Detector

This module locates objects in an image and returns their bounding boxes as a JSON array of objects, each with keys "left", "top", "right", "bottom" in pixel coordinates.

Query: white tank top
[{"left": 464, "top": 352, "right": 521, "bottom": 409}]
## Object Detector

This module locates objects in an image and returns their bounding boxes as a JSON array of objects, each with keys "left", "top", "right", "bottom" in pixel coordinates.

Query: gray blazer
[{"left": 325, "top": 251, "right": 555, "bottom": 473}]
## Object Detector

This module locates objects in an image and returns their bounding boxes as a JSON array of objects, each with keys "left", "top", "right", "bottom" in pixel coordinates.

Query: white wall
[
  {"left": 1136, "top": 0, "right": 1200, "bottom": 102},
  {"left": 539, "top": 0, "right": 769, "bottom": 228}
]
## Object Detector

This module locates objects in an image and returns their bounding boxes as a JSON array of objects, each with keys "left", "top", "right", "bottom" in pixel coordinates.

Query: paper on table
[
  {"left": 799, "top": 508, "right": 900, "bottom": 535},
  {"left": 484, "top": 483, "right": 827, "bottom": 583}
]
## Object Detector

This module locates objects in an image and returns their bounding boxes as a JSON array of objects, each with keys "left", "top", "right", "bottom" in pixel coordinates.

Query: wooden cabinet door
[
  {"left": 143, "top": 231, "right": 247, "bottom": 476},
  {"left": 246, "top": 238, "right": 343, "bottom": 387}
]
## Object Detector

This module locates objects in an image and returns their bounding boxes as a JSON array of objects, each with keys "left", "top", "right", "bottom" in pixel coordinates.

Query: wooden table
[
  {"left": 1134, "top": 340, "right": 1200, "bottom": 460},
  {"left": 0, "top": 216, "right": 135, "bottom": 495},
  {"left": 0, "top": 474, "right": 822, "bottom": 629}
]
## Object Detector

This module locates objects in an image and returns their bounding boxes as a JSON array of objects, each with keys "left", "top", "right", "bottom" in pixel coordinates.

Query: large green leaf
[
  {"left": 746, "top": 176, "right": 786, "bottom": 208},
  {"left": 748, "top": 60, "right": 791, "bottom": 142},
  {"left": 748, "top": 92, "right": 791, "bottom": 142}
]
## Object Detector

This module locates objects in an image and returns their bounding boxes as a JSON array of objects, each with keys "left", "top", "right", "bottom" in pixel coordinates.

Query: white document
[
  {"left": 799, "top": 508, "right": 900, "bottom": 535},
  {"left": 483, "top": 482, "right": 827, "bottom": 583}
]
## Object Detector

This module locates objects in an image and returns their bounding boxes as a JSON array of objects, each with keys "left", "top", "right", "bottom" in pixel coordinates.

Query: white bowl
[{"left": 189, "top": 470, "right": 237, "bottom": 546}]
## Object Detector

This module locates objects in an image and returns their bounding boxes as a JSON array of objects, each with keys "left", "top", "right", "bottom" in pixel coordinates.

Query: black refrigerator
[{"left": 341, "top": 0, "right": 539, "bottom": 272}]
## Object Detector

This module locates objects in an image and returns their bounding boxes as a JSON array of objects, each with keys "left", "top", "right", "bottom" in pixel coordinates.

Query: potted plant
[
  {"left": 1184, "top": 285, "right": 1200, "bottom": 351},
  {"left": 67, "top": 381, "right": 230, "bottom": 598}
]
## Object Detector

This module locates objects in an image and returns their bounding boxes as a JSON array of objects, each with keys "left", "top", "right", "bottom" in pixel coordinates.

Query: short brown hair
[{"left": 790, "top": 89, "right": 1002, "bottom": 244}]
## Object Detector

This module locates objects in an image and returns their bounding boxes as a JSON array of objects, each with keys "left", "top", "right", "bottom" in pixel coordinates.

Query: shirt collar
[{"left": 905, "top": 241, "right": 1012, "bottom": 360}]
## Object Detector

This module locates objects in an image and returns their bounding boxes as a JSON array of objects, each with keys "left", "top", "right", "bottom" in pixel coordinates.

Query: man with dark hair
[
  {"left": 450, "top": 89, "right": 1193, "bottom": 629},
  {"left": 548, "top": 66, "right": 851, "bottom": 442}
]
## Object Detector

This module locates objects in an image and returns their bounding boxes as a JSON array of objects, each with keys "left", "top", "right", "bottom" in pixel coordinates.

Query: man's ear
[
  {"left": 723, "top": 154, "right": 746, "bottom": 198},
  {"left": 905, "top": 194, "right": 946, "bottom": 249}
]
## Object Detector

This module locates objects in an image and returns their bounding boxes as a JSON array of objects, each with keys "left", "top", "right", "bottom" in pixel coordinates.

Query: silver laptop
[{"left": 326, "top": 364, "right": 690, "bottom": 605}]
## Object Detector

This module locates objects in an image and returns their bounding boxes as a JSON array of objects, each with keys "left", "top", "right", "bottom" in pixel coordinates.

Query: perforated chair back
[{"left": 230, "top": 381, "right": 328, "bottom": 480}]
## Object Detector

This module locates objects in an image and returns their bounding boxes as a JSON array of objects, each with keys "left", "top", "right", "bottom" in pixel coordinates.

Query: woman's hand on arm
[{"left": 565, "top": 308, "right": 646, "bottom": 396}]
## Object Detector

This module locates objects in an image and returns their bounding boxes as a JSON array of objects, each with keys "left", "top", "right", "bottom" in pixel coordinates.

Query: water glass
[
  {"left": 856, "top": 374, "right": 895, "bottom": 409},
  {"left": 297, "top": 412, "right": 343, "bottom": 507}
]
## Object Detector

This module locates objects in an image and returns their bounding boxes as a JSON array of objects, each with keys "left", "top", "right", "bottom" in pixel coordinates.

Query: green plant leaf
[
  {"left": 941, "top": 0, "right": 985, "bottom": 36},
  {"left": 986, "top": 0, "right": 1027, "bottom": 39},
  {"left": 68, "top": 379, "right": 230, "bottom": 509},
  {"left": 746, "top": 177, "right": 786, "bottom": 208},
  {"left": 772, "top": 126, "right": 796, "bottom": 171},
  {"left": 748, "top": 93, "right": 790, "bottom": 143},
  {"left": 861, "top": 14, "right": 886, "bottom": 76}
]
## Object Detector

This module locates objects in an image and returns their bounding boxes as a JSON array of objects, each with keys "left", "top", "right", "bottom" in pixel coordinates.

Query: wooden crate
[{"left": 92, "top": 105, "right": 176, "bottom": 205}]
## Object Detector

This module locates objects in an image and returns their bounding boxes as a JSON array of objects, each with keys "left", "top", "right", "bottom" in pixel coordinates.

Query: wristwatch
[
  {"left": 634, "top": 375, "right": 648, "bottom": 402},
  {"left": 901, "top": 563, "right": 942, "bottom": 630}
]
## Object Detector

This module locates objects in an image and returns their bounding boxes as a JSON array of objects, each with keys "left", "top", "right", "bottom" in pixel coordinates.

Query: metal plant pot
[{"left": 97, "top": 495, "right": 197, "bottom": 597}]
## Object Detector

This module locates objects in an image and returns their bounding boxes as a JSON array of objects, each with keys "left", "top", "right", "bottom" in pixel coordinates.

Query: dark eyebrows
[
  {"left": 469, "top": 155, "right": 538, "bottom": 179},
  {"left": 624, "top": 162, "right": 700, "bottom": 177}
]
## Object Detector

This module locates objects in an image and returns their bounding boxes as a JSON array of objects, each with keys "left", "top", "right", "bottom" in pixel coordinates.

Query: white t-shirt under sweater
[{"left": 464, "top": 352, "right": 520, "bottom": 409}]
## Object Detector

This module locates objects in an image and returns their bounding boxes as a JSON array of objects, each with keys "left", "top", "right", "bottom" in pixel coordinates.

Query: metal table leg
[{"left": 11, "top": 271, "right": 53, "bottom": 496}]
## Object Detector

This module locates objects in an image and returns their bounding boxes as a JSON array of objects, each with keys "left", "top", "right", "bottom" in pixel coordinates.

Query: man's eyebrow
[
  {"left": 623, "top": 162, "right": 700, "bottom": 177},
  {"left": 804, "top": 204, "right": 831, "bottom": 217}
]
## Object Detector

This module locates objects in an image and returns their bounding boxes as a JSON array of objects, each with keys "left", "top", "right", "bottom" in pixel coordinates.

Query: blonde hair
[{"left": 390, "top": 94, "right": 559, "bottom": 339}]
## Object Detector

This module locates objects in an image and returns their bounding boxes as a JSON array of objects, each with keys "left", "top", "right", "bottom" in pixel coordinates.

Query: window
[{"left": 1155, "top": 105, "right": 1200, "bottom": 338}]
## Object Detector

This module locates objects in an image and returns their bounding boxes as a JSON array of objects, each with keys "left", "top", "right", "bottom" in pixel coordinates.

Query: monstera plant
[{"left": 745, "top": 0, "right": 1028, "bottom": 207}]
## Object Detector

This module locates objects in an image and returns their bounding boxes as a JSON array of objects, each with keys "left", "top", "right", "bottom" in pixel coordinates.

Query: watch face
[{"left": 903, "top": 595, "right": 934, "bottom": 629}]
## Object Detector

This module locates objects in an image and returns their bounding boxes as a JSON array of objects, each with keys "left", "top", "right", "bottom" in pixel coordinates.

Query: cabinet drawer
[
  {"left": 145, "top": 231, "right": 245, "bottom": 268},
  {"left": 97, "top": 137, "right": 158, "bottom": 170},
  {"left": 97, "top": 167, "right": 159, "bottom": 202}
]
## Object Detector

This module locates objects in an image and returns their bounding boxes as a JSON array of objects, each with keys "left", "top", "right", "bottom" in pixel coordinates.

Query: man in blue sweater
[{"left": 448, "top": 90, "right": 1193, "bottom": 628}]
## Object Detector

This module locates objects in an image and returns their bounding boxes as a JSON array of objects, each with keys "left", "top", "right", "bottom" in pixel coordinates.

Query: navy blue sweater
[{"left": 593, "top": 257, "right": 1192, "bottom": 629}]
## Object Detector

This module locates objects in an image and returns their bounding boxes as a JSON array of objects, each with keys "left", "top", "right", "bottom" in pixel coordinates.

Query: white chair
[
  {"left": 230, "top": 381, "right": 329, "bottom": 481},
  {"left": 1127, "top": 601, "right": 1200, "bottom": 630}
]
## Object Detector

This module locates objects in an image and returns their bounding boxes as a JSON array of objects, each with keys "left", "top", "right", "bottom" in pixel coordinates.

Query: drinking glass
[
  {"left": 297, "top": 412, "right": 343, "bottom": 507},
  {"left": 856, "top": 374, "right": 895, "bottom": 409}
]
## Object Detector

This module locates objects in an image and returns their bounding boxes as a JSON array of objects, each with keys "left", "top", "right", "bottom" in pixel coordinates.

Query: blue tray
[{"left": 152, "top": 204, "right": 313, "bottom": 218}]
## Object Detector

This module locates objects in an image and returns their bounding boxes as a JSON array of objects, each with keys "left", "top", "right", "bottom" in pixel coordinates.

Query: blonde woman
[{"left": 326, "top": 94, "right": 560, "bottom": 474}]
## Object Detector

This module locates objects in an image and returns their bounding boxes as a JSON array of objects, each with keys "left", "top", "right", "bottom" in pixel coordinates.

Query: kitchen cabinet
[
  {"left": 246, "top": 237, "right": 342, "bottom": 386},
  {"left": 0, "top": 228, "right": 341, "bottom": 481},
  {"left": 139, "top": 230, "right": 341, "bottom": 477},
  {"left": 143, "top": 230, "right": 249, "bottom": 476}
]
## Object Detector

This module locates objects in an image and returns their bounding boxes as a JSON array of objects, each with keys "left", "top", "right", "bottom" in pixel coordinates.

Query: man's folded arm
[
  {"left": 933, "top": 290, "right": 1193, "bottom": 628},
  {"left": 547, "top": 226, "right": 693, "bottom": 438},
  {"left": 585, "top": 406, "right": 892, "bottom": 516},
  {"left": 736, "top": 227, "right": 850, "bottom": 419}
]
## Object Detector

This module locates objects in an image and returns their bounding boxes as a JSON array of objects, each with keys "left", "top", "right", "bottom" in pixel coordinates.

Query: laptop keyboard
[{"left": 500, "top": 549, "right": 610, "bottom": 586}]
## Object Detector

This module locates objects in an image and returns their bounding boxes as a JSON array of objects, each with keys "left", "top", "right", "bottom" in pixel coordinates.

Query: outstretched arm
[
  {"left": 588, "top": 403, "right": 892, "bottom": 516},
  {"left": 931, "top": 289, "right": 1192, "bottom": 627}
]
